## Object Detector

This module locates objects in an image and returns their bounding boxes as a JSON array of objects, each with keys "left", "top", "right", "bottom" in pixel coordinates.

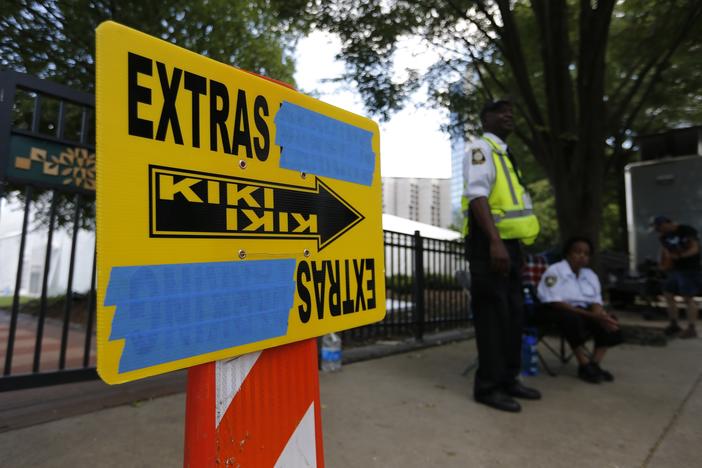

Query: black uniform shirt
[{"left": 660, "top": 224, "right": 701, "bottom": 271}]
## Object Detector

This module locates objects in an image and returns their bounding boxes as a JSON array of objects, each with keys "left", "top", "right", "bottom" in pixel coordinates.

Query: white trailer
[{"left": 624, "top": 155, "right": 702, "bottom": 274}]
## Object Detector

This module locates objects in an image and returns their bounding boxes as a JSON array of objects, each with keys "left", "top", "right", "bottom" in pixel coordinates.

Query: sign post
[
  {"left": 184, "top": 341, "right": 324, "bottom": 466},
  {"left": 96, "top": 21, "right": 384, "bottom": 465}
]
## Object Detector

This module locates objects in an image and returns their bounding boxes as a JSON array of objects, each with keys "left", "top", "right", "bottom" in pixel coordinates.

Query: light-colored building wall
[
  {"left": 381, "top": 177, "right": 453, "bottom": 229},
  {"left": 448, "top": 80, "right": 470, "bottom": 228},
  {"left": 450, "top": 127, "right": 465, "bottom": 225}
]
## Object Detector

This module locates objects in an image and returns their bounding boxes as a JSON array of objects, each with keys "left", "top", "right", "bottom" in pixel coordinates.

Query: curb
[{"left": 343, "top": 328, "right": 474, "bottom": 364}]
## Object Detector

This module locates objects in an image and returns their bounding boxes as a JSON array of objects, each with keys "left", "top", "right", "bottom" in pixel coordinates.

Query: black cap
[
  {"left": 649, "top": 215, "right": 671, "bottom": 229},
  {"left": 480, "top": 99, "right": 511, "bottom": 121}
]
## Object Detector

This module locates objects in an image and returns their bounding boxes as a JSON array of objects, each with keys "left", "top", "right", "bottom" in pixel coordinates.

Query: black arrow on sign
[
  {"left": 273, "top": 177, "right": 365, "bottom": 249},
  {"left": 150, "top": 165, "right": 365, "bottom": 250}
]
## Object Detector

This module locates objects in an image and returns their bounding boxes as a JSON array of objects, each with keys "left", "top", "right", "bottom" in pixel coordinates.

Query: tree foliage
[
  {"left": 1, "top": 0, "right": 310, "bottom": 226},
  {"left": 1, "top": 0, "right": 309, "bottom": 90},
  {"left": 312, "top": 0, "right": 702, "bottom": 251}
]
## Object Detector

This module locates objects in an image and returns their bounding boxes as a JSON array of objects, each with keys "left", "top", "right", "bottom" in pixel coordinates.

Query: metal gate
[
  {"left": 341, "top": 230, "right": 470, "bottom": 343},
  {"left": 0, "top": 71, "right": 96, "bottom": 391}
]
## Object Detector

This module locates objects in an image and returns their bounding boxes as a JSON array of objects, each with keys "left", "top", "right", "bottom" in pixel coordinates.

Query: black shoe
[
  {"left": 578, "top": 363, "right": 603, "bottom": 384},
  {"left": 679, "top": 325, "right": 698, "bottom": 339},
  {"left": 475, "top": 391, "right": 522, "bottom": 413},
  {"left": 505, "top": 382, "right": 542, "bottom": 400},
  {"left": 664, "top": 321, "right": 682, "bottom": 336},
  {"left": 592, "top": 363, "right": 614, "bottom": 382}
]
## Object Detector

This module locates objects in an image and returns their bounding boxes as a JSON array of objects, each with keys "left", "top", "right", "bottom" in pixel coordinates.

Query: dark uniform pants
[
  {"left": 538, "top": 304, "right": 624, "bottom": 349},
  {"left": 470, "top": 240, "right": 523, "bottom": 397}
]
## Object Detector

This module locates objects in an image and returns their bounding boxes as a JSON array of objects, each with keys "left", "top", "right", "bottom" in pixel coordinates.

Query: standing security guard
[{"left": 462, "top": 100, "right": 541, "bottom": 412}]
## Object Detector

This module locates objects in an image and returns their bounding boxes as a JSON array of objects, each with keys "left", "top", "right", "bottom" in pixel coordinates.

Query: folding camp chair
[{"left": 522, "top": 254, "right": 575, "bottom": 376}]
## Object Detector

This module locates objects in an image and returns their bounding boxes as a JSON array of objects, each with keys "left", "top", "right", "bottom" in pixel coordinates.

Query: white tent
[
  {"left": 382, "top": 213, "right": 461, "bottom": 240},
  {"left": 0, "top": 197, "right": 94, "bottom": 298},
  {"left": 382, "top": 214, "right": 464, "bottom": 277}
]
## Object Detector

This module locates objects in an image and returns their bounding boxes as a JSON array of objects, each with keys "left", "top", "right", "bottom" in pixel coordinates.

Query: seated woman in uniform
[{"left": 537, "top": 237, "right": 623, "bottom": 383}]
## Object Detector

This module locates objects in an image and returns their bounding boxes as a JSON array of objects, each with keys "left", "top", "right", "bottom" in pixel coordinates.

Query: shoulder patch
[
  {"left": 544, "top": 275, "right": 557, "bottom": 287},
  {"left": 471, "top": 148, "right": 487, "bottom": 165}
]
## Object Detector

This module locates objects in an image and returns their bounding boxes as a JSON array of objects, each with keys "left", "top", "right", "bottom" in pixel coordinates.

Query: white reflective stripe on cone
[
  {"left": 275, "top": 402, "right": 317, "bottom": 468},
  {"left": 215, "top": 351, "right": 262, "bottom": 427}
]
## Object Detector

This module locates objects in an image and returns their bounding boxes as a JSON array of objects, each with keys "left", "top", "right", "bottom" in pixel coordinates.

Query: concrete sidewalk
[{"left": 1, "top": 337, "right": 701, "bottom": 467}]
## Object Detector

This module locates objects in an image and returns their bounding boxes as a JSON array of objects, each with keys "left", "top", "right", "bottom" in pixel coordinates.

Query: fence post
[{"left": 413, "top": 230, "right": 425, "bottom": 341}]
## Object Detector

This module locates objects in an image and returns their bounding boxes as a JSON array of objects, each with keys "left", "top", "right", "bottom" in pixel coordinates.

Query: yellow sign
[{"left": 96, "top": 22, "right": 385, "bottom": 384}]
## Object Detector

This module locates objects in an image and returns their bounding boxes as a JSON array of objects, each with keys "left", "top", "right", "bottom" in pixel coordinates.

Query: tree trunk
[{"left": 548, "top": 155, "right": 604, "bottom": 275}]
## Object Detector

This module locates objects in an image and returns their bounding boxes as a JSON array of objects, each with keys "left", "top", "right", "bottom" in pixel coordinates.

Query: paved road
[
  {"left": 0, "top": 309, "right": 95, "bottom": 375},
  {"left": 1, "top": 337, "right": 700, "bottom": 467}
]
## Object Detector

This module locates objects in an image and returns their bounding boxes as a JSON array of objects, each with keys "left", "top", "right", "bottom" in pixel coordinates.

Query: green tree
[
  {"left": 312, "top": 0, "right": 702, "bottom": 251},
  {"left": 1, "top": 0, "right": 309, "bottom": 89},
  {"left": 1, "top": 0, "right": 310, "bottom": 225}
]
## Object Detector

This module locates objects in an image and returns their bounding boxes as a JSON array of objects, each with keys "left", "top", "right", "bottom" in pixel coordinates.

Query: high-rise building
[
  {"left": 381, "top": 177, "right": 453, "bottom": 229},
  {"left": 448, "top": 82, "right": 469, "bottom": 229},
  {"left": 450, "top": 122, "right": 466, "bottom": 228}
]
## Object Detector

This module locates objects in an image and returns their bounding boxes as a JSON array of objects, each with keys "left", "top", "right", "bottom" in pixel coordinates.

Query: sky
[{"left": 294, "top": 31, "right": 453, "bottom": 180}]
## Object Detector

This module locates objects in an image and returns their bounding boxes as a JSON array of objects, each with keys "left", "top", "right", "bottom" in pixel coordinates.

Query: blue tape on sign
[
  {"left": 274, "top": 101, "right": 376, "bottom": 186},
  {"left": 104, "top": 259, "right": 296, "bottom": 373}
]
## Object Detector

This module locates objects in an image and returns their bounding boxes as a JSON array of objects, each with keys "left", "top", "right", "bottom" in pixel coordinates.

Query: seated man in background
[
  {"left": 652, "top": 215, "right": 700, "bottom": 338},
  {"left": 537, "top": 237, "right": 623, "bottom": 384}
]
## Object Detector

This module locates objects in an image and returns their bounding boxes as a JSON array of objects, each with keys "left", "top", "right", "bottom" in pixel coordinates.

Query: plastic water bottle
[
  {"left": 521, "top": 328, "right": 539, "bottom": 376},
  {"left": 523, "top": 287, "right": 535, "bottom": 317},
  {"left": 528, "top": 333, "right": 539, "bottom": 376},
  {"left": 321, "top": 333, "right": 342, "bottom": 372},
  {"left": 520, "top": 334, "right": 531, "bottom": 376},
  {"left": 523, "top": 286, "right": 532, "bottom": 302}
]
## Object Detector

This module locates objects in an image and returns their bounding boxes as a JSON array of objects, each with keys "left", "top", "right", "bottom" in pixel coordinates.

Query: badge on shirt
[
  {"left": 472, "top": 148, "right": 487, "bottom": 165},
  {"left": 544, "top": 275, "right": 557, "bottom": 287}
]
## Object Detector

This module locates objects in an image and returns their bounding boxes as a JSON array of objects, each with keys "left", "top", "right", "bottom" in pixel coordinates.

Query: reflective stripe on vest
[
  {"left": 493, "top": 147, "right": 518, "bottom": 205},
  {"left": 493, "top": 208, "right": 534, "bottom": 222}
]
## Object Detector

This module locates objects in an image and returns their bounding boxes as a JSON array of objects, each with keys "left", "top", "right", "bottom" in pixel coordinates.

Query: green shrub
[{"left": 386, "top": 273, "right": 460, "bottom": 294}]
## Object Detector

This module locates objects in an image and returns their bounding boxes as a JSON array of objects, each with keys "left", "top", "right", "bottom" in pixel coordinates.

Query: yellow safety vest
[{"left": 462, "top": 136, "right": 540, "bottom": 245}]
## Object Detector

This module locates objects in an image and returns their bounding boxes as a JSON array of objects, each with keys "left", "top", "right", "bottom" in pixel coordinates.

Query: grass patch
[
  {"left": 0, "top": 296, "right": 31, "bottom": 308},
  {"left": 1, "top": 293, "right": 93, "bottom": 327}
]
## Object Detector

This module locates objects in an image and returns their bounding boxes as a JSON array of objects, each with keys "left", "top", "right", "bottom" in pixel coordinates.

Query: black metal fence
[
  {"left": 0, "top": 71, "right": 97, "bottom": 391},
  {"left": 0, "top": 223, "right": 470, "bottom": 391},
  {"left": 341, "top": 230, "right": 471, "bottom": 344},
  {"left": 0, "top": 192, "right": 97, "bottom": 391}
]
